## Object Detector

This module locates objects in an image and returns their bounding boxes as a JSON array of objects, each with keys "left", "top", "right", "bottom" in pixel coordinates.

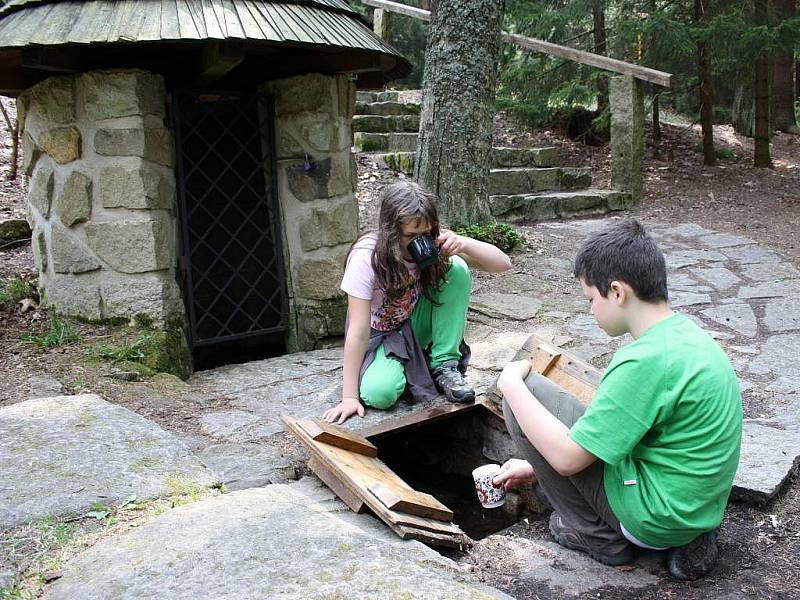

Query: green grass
[
  {"left": 94, "top": 336, "right": 148, "bottom": 363},
  {"left": 0, "top": 277, "right": 36, "bottom": 306},
  {"left": 455, "top": 222, "right": 522, "bottom": 253},
  {"left": 20, "top": 313, "right": 80, "bottom": 348}
]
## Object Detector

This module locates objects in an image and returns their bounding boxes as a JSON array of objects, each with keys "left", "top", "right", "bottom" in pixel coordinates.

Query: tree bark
[
  {"left": 0, "top": 99, "right": 17, "bottom": 181},
  {"left": 695, "top": 0, "right": 716, "bottom": 166},
  {"left": 414, "top": 0, "right": 504, "bottom": 227},
  {"left": 593, "top": 0, "right": 609, "bottom": 117},
  {"left": 754, "top": 0, "right": 773, "bottom": 167},
  {"left": 773, "top": 0, "right": 798, "bottom": 132}
]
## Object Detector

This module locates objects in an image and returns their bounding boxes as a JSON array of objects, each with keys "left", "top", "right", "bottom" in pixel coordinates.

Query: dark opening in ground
[
  {"left": 373, "top": 407, "right": 541, "bottom": 542},
  {"left": 192, "top": 331, "right": 286, "bottom": 371}
]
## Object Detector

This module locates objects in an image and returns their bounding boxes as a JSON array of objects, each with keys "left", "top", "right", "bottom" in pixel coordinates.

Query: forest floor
[{"left": 1, "top": 103, "right": 799, "bottom": 599}]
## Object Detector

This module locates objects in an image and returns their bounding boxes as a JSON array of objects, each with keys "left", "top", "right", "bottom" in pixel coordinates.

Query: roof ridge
[{"left": 0, "top": 0, "right": 359, "bottom": 19}]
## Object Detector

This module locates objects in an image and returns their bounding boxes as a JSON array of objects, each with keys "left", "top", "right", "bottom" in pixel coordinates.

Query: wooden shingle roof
[{"left": 0, "top": 0, "right": 410, "bottom": 94}]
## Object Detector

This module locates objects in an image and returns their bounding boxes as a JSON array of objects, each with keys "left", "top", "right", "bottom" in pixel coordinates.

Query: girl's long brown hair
[{"left": 357, "top": 181, "right": 449, "bottom": 302}]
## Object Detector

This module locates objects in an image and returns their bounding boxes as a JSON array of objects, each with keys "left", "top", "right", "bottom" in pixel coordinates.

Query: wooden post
[
  {"left": 373, "top": 8, "right": 391, "bottom": 40},
  {"left": 609, "top": 75, "right": 644, "bottom": 201}
]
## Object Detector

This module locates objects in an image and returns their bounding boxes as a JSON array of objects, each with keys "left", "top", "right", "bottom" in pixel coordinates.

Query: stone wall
[
  {"left": 262, "top": 74, "right": 358, "bottom": 352},
  {"left": 20, "top": 69, "right": 182, "bottom": 326}
]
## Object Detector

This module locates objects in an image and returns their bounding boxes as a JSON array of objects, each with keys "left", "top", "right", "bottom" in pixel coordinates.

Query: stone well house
[{"left": 0, "top": 0, "right": 408, "bottom": 370}]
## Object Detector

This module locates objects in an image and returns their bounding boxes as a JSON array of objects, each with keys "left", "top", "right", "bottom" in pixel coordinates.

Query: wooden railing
[{"left": 361, "top": 0, "right": 672, "bottom": 88}]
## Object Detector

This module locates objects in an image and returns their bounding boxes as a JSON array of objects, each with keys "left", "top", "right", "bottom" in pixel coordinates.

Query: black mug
[{"left": 407, "top": 234, "right": 440, "bottom": 269}]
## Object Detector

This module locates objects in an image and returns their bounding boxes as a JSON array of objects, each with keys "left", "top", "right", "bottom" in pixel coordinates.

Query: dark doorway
[{"left": 172, "top": 90, "right": 287, "bottom": 368}]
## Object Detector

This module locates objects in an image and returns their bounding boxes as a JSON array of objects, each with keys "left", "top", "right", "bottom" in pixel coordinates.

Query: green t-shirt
[{"left": 570, "top": 312, "right": 742, "bottom": 548}]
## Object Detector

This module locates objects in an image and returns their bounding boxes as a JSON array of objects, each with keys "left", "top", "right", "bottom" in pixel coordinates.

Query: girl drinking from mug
[{"left": 322, "top": 181, "right": 512, "bottom": 425}]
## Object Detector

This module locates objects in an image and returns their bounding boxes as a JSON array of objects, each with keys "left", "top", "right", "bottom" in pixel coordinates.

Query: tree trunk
[
  {"left": 695, "top": 0, "right": 716, "bottom": 166},
  {"left": 652, "top": 90, "right": 661, "bottom": 159},
  {"left": 593, "top": 0, "right": 609, "bottom": 117},
  {"left": 754, "top": 0, "right": 773, "bottom": 167},
  {"left": 649, "top": 0, "right": 660, "bottom": 158},
  {"left": 0, "top": 99, "right": 17, "bottom": 181},
  {"left": 773, "top": 0, "right": 798, "bottom": 132},
  {"left": 414, "top": 0, "right": 504, "bottom": 228}
]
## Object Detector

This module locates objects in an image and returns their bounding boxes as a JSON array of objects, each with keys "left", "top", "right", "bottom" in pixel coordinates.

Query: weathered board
[
  {"left": 525, "top": 335, "right": 601, "bottom": 405},
  {"left": 283, "top": 415, "right": 470, "bottom": 549}
]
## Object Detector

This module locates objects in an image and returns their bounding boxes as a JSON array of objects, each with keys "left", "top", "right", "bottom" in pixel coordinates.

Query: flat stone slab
[
  {"left": 697, "top": 233, "right": 755, "bottom": 248},
  {"left": 732, "top": 417, "right": 800, "bottom": 503},
  {"left": 749, "top": 334, "right": 800, "bottom": 376},
  {"left": 468, "top": 535, "right": 659, "bottom": 597},
  {"left": 43, "top": 484, "right": 511, "bottom": 600},
  {"left": 0, "top": 395, "right": 218, "bottom": 529},
  {"left": 739, "top": 262, "right": 800, "bottom": 282},
  {"left": 700, "top": 304, "right": 758, "bottom": 337},
  {"left": 470, "top": 293, "right": 543, "bottom": 321},
  {"left": 196, "top": 443, "right": 296, "bottom": 491},
  {"left": 763, "top": 296, "right": 800, "bottom": 332},
  {"left": 721, "top": 245, "right": 782, "bottom": 264},
  {"left": 689, "top": 266, "right": 741, "bottom": 291}
]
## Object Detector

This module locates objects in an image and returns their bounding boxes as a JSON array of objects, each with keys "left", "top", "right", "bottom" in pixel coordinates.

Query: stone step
[
  {"left": 352, "top": 114, "right": 420, "bottom": 133},
  {"left": 353, "top": 132, "right": 419, "bottom": 153},
  {"left": 370, "top": 147, "right": 562, "bottom": 175},
  {"left": 355, "top": 101, "right": 421, "bottom": 116},
  {"left": 491, "top": 146, "right": 559, "bottom": 168},
  {"left": 356, "top": 90, "right": 400, "bottom": 103},
  {"left": 489, "top": 167, "right": 592, "bottom": 196},
  {"left": 376, "top": 151, "right": 415, "bottom": 173},
  {"left": 489, "top": 189, "right": 632, "bottom": 222}
]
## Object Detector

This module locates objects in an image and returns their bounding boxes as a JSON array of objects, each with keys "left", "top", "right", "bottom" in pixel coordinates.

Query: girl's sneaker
[{"left": 431, "top": 360, "right": 475, "bottom": 403}]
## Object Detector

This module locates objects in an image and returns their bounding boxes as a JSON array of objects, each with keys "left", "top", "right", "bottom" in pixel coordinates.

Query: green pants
[{"left": 360, "top": 256, "right": 471, "bottom": 410}]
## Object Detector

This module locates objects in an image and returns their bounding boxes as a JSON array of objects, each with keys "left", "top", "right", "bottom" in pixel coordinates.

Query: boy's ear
[{"left": 609, "top": 280, "right": 628, "bottom": 304}]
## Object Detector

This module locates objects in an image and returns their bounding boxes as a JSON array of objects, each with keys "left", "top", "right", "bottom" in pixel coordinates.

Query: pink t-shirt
[{"left": 340, "top": 235, "right": 421, "bottom": 331}]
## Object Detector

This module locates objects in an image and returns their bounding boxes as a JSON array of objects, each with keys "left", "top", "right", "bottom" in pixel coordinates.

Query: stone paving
[{"left": 3, "top": 217, "right": 800, "bottom": 598}]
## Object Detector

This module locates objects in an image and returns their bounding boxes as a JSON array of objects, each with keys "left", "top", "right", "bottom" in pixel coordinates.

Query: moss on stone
[{"left": 138, "top": 321, "right": 192, "bottom": 380}]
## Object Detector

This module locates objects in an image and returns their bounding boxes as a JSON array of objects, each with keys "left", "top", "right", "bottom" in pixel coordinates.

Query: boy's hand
[
  {"left": 493, "top": 458, "right": 536, "bottom": 490},
  {"left": 322, "top": 397, "right": 364, "bottom": 425},
  {"left": 497, "top": 359, "right": 532, "bottom": 394}
]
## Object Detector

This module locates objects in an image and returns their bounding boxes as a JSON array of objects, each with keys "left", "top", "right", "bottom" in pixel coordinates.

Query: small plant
[
  {"left": 95, "top": 335, "right": 148, "bottom": 363},
  {"left": 0, "top": 277, "right": 37, "bottom": 306},
  {"left": 715, "top": 147, "right": 735, "bottom": 160},
  {"left": 21, "top": 312, "right": 80, "bottom": 348},
  {"left": 455, "top": 223, "right": 522, "bottom": 253}
]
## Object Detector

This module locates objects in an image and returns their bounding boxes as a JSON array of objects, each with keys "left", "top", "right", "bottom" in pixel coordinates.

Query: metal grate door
[{"left": 172, "top": 90, "right": 287, "bottom": 347}]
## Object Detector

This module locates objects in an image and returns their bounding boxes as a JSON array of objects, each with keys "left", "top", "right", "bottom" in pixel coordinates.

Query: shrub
[{"left": 455, "top": 223, "right": 521, "bottom": 253}]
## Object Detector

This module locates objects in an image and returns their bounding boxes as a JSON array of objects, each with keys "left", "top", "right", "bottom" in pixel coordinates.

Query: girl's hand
[
  {"left": 497, "top": 359, "right": 532, "bottom": 394},
  {"left": 436, "top": 228, "right": 465, "bottom": 258},
  {"left": 322, "top": 397, "right": 364, "bottom": 425},
  {"left": 493, "top": 458, "right": 536, "bottom": 490}
]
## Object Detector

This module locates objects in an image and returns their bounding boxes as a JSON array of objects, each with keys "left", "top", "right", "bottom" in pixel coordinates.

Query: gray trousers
[{"left": 503, "top": 372, "right": 630, "bottom": 552}]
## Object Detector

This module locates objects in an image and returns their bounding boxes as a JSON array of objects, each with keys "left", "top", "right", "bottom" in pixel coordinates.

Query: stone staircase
[{"left": 354, "top": 90, "right": 632, "bottom": 222}]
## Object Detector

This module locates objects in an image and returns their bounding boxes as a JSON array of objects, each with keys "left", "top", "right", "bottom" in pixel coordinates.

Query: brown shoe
[{"left": 549, "top": 512, "right": 634, "bottom": 566}]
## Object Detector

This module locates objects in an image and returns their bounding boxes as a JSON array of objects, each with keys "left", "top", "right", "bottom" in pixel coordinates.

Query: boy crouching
[{"left": 494, "top": 219, "right": 742, "bottom": 580}]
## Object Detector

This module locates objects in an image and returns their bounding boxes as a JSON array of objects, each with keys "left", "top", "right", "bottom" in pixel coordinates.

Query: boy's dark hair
[{"left": 573, "top": 219, "right": 668, "bottom": 302}]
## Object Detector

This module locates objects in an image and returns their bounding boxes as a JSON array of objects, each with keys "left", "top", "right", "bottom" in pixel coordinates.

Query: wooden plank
[
  {"left": 503, "top": 32, "right": 671, "bottom": 88},
  {"left": 531, "top": 346, "right": 561, "bottom": 376},
  {"left": 361, "top": 0, "right": 671, "bottom": 87},
  {"left": 283, "top": 415, "right": 466, "bottom": 547},
  {"left": 361, "top": 0, "right": 430, "bottom": 22},
  {"left": 396, "top": 524, "right": 470, "bottom": 549},
  {"left": 298, "top": 418, "right": 378, "bottom": 458},
  {"left": 308, "top": 457, "right": 365, "bottom": 513},
  {"left": 524, "top": 335, "right": 602, "bottom": 406},
  {"left": 368, "top": 482, "right": 453, "bottom": 521},
  {"left": 361, "top": 403, "right": 480, "bottom": 441}
]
